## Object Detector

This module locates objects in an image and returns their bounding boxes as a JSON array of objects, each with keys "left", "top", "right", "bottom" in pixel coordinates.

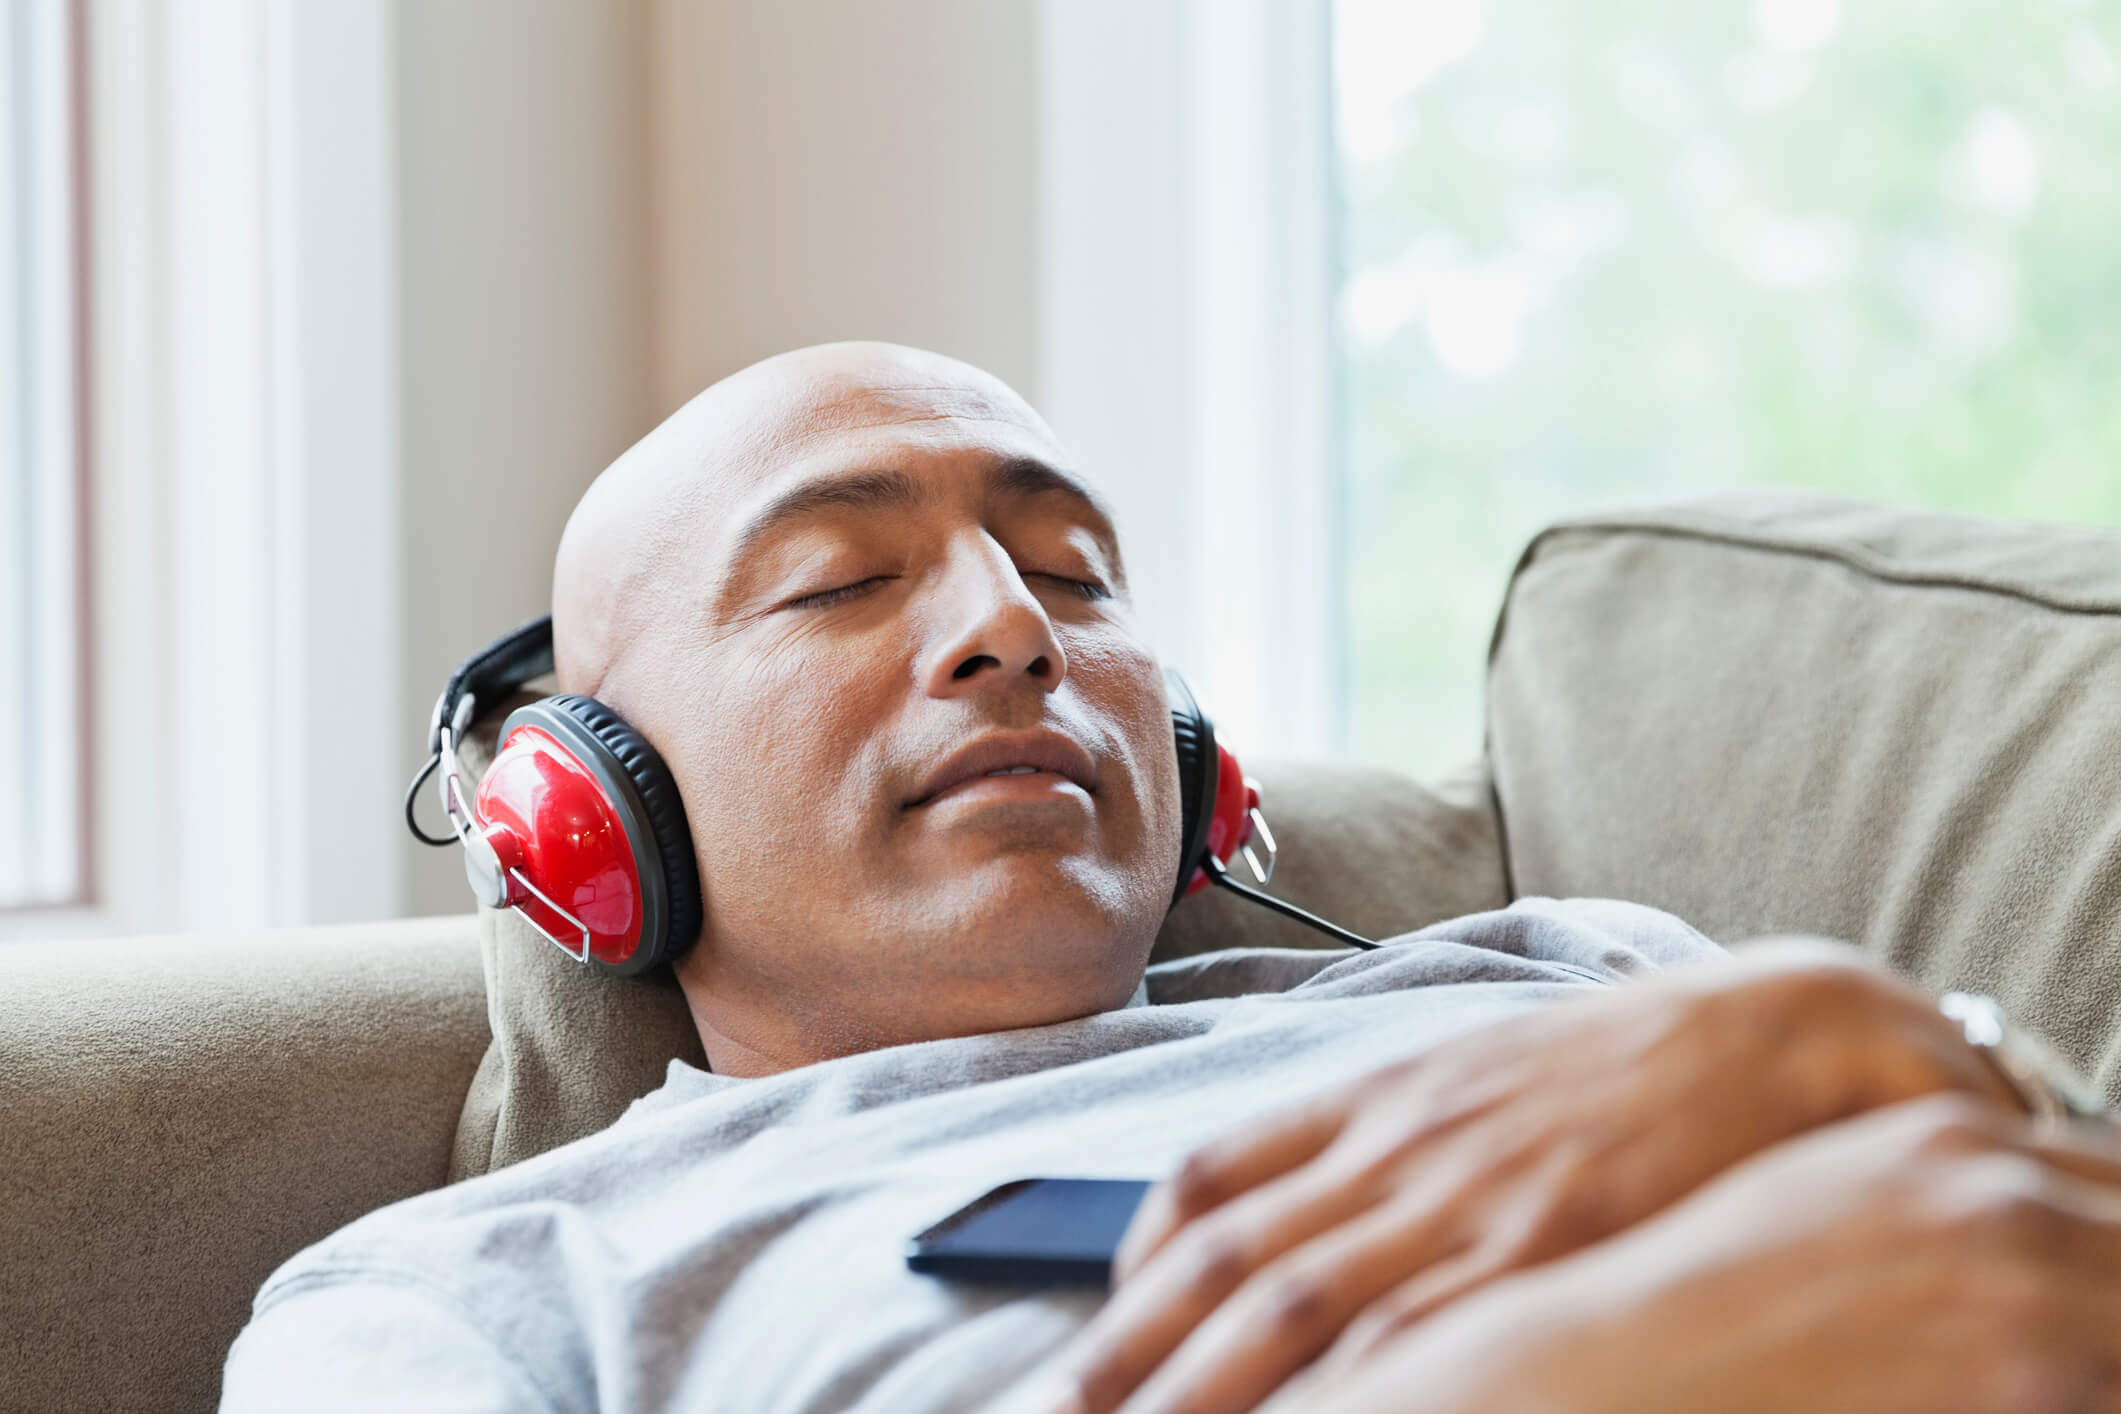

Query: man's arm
[
  {"left": 1046, "top": 943, "right": 2027, "bottom": 1414},
  {"left": 222, "top": 1278, "right": 554, "bottom": 1414}
]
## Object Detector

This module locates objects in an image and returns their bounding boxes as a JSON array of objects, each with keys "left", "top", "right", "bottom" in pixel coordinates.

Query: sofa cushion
[
  {"left": 450, "top": 905, "right": 707, "bottom": 1180},
  {"left": 0, "top": 918, "right": 488, "bottom": 1414},
  {"left": 447, "top": 721, "right": 1508, "bottom": 1177},
  {"left": 1487, "top": 490, "right": 2121, "bottom": 1095}
]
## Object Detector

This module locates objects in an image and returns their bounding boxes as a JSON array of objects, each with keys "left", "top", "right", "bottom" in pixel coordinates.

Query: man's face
[{"left": 557, "top": 347, "right": 1180, "bottom": 1072}]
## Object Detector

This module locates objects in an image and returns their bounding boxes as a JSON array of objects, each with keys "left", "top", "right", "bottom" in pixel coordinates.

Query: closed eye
[
  {"left": 786, "top": 576, "right": 894, "bottom": 610},
  {"left": 788, "top": 571, "right": 1109, "bottom": 611},
  {"left": 1032, "top": 573, "right": 1112, "bottom": 602}
]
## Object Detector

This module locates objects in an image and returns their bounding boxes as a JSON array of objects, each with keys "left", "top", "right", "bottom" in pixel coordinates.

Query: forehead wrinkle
[
  {"left": 799, "top": 397, "right": 1041, "bottom": 442},
  {"left": 826, "top": 373, "right": 1019, "bottom": 410}
]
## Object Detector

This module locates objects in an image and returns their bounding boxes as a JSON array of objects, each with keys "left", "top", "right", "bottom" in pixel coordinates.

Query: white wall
[
  {"left": 645, "top": 0, "right": 1041, "bottom": 418},
  {"left": 394, "top": 0, "right": 656, "bottom": 916}
]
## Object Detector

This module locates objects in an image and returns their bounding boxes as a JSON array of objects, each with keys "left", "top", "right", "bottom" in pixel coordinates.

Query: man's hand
[
  {"left": 1259, "top": 1095, "right": 2121, "bottom": 1414},
  {"left": 1052, "top": 944, "right": 2025, "bottom": 1414}
]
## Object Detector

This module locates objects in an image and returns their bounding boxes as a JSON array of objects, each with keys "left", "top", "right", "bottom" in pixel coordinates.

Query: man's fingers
[
  {"left": 1248, "top": 1366, "right": 1327, "bottom": 1414},
  {"left": 1113, "top": 1096, "right": 1352, "bottom": 1284},
  {"left": 2018, "top": 1119, "right": 2121, "bottom": 1185},
  {"left": 1334, "top": 1244, "right": 1500, "bottom": 1373},
  {"left": 1987, "top": 1165, "right": 2121, "bottom": 1405},
  {"left": 1109, "top": 1194, "right": 1473, "bottom": 1414},
  {"left": 1067, "top": 1160, "right": 1376, "bottom": 1413},
  {"left": 1315, "top": 1248, "right": 1494, "bottom": 1378}
]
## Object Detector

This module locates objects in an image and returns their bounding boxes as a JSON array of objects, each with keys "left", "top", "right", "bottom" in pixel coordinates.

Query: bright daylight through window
[
  {"left": 1, "top": 0, "right": 83, "bottom": 912},
  {"left": 1334, "top": 0, "right": 2121, "bottom": 777}
]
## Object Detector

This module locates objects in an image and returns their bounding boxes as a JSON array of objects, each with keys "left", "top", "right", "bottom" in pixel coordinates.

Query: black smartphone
[{"left": 905, "top": 1177, "right": 1153, "bottom": 1287}]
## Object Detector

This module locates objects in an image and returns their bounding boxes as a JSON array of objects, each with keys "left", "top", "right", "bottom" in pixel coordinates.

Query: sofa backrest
[
  {"left": 1487, "top": 490, "right": 2121, "bottom": 1094},
  {"left": 0, "top": 919, "right": 487, "bottom": 1414}
]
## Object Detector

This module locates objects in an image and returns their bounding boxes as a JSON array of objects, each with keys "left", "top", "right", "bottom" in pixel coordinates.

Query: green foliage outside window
[{"left": 1337, "top": 0, "right": 2121, "bottom": 775}]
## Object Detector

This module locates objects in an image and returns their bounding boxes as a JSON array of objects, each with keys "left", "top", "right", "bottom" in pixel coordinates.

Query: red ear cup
[
  {"left": 1181, "top": 742, "right": 1260, "bottom": 899},
  {"left": 411, "top": 619, "right": 707, "bottom": 973},
  {"left": 474, "top": 725, "right": 648, "bottom": 967},
  {"left": 470, "top": 695, "right": 702, "bottom": 976}
]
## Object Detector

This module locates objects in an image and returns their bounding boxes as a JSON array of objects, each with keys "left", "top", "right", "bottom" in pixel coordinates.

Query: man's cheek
[
  {"left": 697, "top": 713, "right": 859, "bottom": 823},
  {"left": 682, "top": 727, "right": 871, "bottom": 930},
  {"left": 701, "top": 626, "right": 869, "bottom": 758},
  {"left": 1062, "top": 639, "right": 1176, "bottom": 817},
  {"left": 707, "top": 707, "right": 887, "bottom": 860}
]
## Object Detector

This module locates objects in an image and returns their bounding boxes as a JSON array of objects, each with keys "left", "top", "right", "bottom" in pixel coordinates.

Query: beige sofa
[{"left": 9, "top": 490, "right": 2121, "bottom": 1411}]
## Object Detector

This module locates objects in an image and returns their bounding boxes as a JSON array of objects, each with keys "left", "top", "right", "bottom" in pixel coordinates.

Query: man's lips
[{"left": 905, "top": 732, "right": 1098, "bottom": 808}]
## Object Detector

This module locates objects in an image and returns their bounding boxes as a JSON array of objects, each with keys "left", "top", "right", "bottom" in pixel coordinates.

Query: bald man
[
  {"left": 550, "top": 344, "right": 1176, "bottom": 1072},
  {"left": 223, "top": 345, "right": 2121, "bottom": 1414}
]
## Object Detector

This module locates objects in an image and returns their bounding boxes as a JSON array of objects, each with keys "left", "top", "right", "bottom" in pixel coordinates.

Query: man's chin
[
  {"left": 911, "top": 794, "right": 1099, "bottom": 855},
  {"left": 903, "top": 854, "right": 1162, "bottom": 983}
]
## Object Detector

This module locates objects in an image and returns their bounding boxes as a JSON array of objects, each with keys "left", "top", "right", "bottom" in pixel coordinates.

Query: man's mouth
[{"left": 905, "top": 732, "right": 1098, "bottom": 808}]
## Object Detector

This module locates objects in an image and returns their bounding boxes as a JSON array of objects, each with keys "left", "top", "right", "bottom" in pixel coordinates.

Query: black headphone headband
[{"left": 428, "top": 615, "right": 556, "bottom": 754}]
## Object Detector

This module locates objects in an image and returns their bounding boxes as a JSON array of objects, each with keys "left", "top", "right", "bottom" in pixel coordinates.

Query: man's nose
[{"left": 919, "top": 534, "right": 1067, "bottom": 699}]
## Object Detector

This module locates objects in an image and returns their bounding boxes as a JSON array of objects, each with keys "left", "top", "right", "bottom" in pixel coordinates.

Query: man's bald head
[
  {"left": 554, "top": 342, "right": 1077, "bottom": 698},
  {"left": 546, "top": 342, "right": 1176, "bottom": 1077}
]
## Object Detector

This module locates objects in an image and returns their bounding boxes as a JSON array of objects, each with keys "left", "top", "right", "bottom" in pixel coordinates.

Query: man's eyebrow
[
  {"left": 724, "top": 467, "right": 927, "bottom": 572},
  {"left": 989, "top": 455, "right": 1119, "bottom": 536}
]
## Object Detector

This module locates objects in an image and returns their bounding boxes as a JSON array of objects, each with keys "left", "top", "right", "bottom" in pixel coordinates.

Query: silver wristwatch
[{"left": 1939, "top": 991, "right": 2107, "bottom": 1125}]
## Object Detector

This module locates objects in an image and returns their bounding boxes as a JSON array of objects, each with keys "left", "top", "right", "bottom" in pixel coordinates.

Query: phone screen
[{"left": 905, "top": 1177, "right": 1153, "bottom": 1287}]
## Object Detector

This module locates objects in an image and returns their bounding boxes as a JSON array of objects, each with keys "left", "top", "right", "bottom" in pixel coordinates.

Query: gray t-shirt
[{"left": 221, "top": 898, "right": 1722, "bottom": 1413}]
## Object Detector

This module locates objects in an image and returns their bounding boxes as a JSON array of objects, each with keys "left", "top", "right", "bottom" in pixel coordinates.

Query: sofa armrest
[{"left": 0, "top": 915, "right": 489, "bottom": 1413}]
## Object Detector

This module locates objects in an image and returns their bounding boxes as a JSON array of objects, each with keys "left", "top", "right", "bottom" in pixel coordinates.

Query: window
[
  {"left": 1, "top": 0, "right": 84, "bottom": 911},
  {"left": 1334, "top": 0, "right": 2121, "bottom": 777}
]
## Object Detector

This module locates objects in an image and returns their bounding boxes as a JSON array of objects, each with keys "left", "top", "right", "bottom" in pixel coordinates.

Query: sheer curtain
[{"left": 1038, "top": 0, "right": 1343, "bottom": 763}]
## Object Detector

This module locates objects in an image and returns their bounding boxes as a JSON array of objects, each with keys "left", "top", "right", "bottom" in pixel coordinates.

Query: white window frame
[
  {"left": 3, "top": 0, "right": 402, "bottom": 940},
  {"left": 0, "top": 0, "right": 86, "bottom": 916},
  {"left": 1038, "top": 0, "right": 1342, "bottom": 760}
]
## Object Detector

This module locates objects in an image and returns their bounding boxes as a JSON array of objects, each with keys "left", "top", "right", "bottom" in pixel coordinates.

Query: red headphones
[{"left": 405, "top": 617, "right": 1347, "bottom": 977}]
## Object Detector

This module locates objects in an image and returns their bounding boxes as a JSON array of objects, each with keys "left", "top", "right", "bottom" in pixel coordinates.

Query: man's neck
[{"left": 674, "top": 956, "right": 1154, "bottom": 1077}]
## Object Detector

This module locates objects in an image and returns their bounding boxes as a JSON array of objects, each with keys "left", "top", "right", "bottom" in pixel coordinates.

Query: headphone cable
[{"left": 1202, "top": 855, "right": 1379, "bottom": 950}]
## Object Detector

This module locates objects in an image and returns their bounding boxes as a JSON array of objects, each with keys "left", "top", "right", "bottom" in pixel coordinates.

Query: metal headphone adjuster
[
  {"left": 1239, "top": 806, "right": 1277, "bottom": 886},
  {"left": 1200, "top": 802, "right": 1376, "bottom": 950},
  {"left": 428, "top": 691, "right": 597, "bottom": 965}
]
